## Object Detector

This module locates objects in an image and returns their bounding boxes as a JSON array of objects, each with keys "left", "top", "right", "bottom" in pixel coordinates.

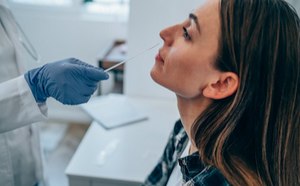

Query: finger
[
  {"left": 68, "top": 59, "right": 106, "bottom": 75},
  {"left": 69, "top": 58, "right": 97, "bottom": 69},
  {"left": 68, "top": 58, "right": 86, "bottom": 66},
  {"left": 80, "top": 95, "right": 91, "bottom": 104},
  {"left": 80, "top": 85, "right": 97, "bottom": 97},
  {"left": 84, "top": 67, "right": 109, "bottom": 81}
]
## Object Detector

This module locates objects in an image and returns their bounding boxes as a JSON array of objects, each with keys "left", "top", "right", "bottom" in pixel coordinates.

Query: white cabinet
[{"left": 65, "top": 96, "right": 179, "bottom": 186}]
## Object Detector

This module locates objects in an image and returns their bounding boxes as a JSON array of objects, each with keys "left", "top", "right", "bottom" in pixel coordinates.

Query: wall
[
  {"left": 9, "top": 3, "right": 128, "bottom": 67},
  {"left": 124, "top": 0, "right": 203, "bottom": 99},
  {"left": 288, "top": 0, "right": 300, "bottom": 14}
]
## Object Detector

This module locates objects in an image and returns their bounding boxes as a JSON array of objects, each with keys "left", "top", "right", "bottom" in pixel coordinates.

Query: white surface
[
  {"left": 81, "top": 94, "right": 148, "bottom": 129},
  {"left": 65, "top": 96, "right": 179, "bottom": 185}
]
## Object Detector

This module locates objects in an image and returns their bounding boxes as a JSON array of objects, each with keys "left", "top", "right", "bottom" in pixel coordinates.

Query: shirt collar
[{"left": 178, "top": 151, "right": 206, "bottom": 182}]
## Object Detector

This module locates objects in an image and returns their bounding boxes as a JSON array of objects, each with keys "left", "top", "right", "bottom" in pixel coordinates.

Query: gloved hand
[{"left": 24, "top": 58, "right": 109, "bottom": 105}]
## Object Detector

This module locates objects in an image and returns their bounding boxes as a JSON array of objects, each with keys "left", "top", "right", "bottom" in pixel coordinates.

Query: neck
[{"left": 176, "top": 95, "right": 212, "bottom": 154}]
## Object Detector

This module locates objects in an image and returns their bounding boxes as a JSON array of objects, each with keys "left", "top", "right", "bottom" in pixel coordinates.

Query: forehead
[
  {"left": 193, "top": 0, "right": 220, "bottom": 23},
  {"left": 192, "top": 0, "right": 220, "bottom": 38}
]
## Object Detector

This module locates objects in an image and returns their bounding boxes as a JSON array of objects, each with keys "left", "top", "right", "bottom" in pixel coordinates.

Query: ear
[{"left": 203, "top": 72, "right": 239, "bottom": 100}]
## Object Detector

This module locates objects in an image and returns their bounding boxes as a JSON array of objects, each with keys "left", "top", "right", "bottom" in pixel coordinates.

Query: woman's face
[{"left": 151, "top": 0, "right": 221, "bottom": 99}]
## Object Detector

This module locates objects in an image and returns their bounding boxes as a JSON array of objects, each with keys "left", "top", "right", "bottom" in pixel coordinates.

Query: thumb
[
  {"left": 84, "top": 67, "right": 109, "bottom": 81},
  {"left": 69, "top": 58, "right": 92, "bottom": 67}
]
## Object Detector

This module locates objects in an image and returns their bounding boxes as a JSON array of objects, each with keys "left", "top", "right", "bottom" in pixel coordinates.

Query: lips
[{"left": 155, "top": 50, "right": 164, "bottom": 63}]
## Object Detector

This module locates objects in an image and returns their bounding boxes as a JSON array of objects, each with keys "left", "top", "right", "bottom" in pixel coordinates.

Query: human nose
[{"left": 159, "top": 24, "right": 178, "bottom": 46}]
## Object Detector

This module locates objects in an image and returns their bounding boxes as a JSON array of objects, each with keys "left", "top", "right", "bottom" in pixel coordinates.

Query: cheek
[
  {"left": 150, "top": 48, "right": 181, "bottom": 86},
  {"left": 150, "top": 57, "right": 204, "bottom": 98}
]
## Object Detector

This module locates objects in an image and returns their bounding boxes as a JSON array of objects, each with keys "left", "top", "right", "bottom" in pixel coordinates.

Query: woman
[{"left": 143, "top": 0, "right": 300, "bottom": 185}]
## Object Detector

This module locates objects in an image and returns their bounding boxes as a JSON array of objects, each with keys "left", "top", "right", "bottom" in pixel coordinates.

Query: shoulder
[
  {"left": 0, "top": 3, "right": 10, "bottom": 13},
  {"left": 0, "top": 4, "right": 14, "bottom": 22}
]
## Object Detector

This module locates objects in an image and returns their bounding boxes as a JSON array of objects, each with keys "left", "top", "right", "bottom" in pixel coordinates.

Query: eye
[{"left": 183, "top": 27, "right": 192, "bottom": 41}]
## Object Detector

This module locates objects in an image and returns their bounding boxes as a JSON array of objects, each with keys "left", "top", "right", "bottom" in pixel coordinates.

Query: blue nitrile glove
[{"left": 24, "top": 58, "right": 109, "bottom": 105}]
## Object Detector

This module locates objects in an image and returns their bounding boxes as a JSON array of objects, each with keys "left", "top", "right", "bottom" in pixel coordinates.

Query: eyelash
[{"left": 183, "top": 27, "right": 192, "bottom": 41}]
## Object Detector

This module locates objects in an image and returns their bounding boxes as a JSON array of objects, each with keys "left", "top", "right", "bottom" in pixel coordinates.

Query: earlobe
[{"left": 203, "top": 72, "right": 239, "bottom": 100}]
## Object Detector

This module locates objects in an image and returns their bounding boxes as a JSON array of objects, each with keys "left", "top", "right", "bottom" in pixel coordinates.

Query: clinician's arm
[
  {"left": 0, "top": 58, "right": 109, "bottom": 133},
  {"left": 0, "top": 76, "right": 47, "bottom": 133}
]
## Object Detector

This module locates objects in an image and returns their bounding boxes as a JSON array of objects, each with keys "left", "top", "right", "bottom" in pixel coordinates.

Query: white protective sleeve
[{"left": 0, "top": 76, "right": 47, "bottom": 133}]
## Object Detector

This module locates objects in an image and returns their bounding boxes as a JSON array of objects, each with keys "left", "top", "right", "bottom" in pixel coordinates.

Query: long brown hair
[{"left": 191, "top": 0, "right": 300, "bottom": 185}]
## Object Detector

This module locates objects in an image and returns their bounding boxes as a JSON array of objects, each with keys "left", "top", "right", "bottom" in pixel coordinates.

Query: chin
[
  {"left": 150, "top": 68, "right": 165, "bottom": 86},
  {"left": 150, "top": 68, "right": 159, "bottom": 83}
]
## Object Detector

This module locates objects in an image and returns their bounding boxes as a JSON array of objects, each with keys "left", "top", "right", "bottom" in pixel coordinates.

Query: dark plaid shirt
[{"left": 142, "top": 120, "right": 230, "bottom": 186}]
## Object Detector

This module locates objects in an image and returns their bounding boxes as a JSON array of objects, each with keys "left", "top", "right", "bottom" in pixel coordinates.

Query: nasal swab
[{"left": 104, "top": 42, "right": 160, "bottom": 73}]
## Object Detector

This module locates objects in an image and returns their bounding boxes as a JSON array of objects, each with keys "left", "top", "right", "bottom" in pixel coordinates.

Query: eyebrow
[{"left": 189, "top": 13, "right": 201, "bottom": 33}]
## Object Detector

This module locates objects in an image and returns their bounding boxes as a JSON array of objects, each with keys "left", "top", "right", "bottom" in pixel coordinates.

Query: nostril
[
  {"left": 159, "top": 31, "right": 166, "bottom": 41},
  {"left": 160, "top": 33, "right": 171, "bottom": 46}
]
